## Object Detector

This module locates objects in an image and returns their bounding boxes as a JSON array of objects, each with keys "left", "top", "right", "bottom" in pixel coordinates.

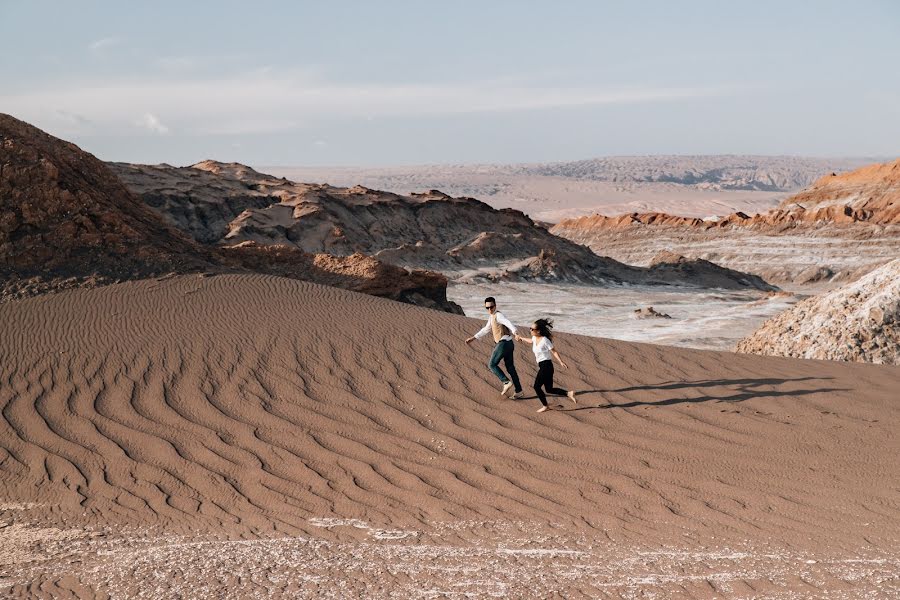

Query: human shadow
[
  {"left": 507, "top": 377, "right": 844, "bottom": 411},
  {"left": 608, "top": 376, "right": 829, "bottom": 394},
  {"left": 560, "top": 385, "right": 850, "bottom": 412}
]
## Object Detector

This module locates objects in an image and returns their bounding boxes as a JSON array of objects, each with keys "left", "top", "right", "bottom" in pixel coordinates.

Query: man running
[{"left": 465, "top": 297, "right": 523, "bottom": 398}]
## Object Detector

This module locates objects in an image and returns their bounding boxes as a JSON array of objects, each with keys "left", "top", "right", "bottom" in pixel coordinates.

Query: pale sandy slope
[{"left": 1, "top": 274, "right": 898, "bottom": 598}]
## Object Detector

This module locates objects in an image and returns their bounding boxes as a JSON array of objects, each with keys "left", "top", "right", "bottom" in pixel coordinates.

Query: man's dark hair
[{"left": 484, "top": 297, "right": 496, "bottom": 305}]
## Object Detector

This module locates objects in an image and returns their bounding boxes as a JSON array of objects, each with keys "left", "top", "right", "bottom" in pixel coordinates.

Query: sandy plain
[{"left": 1, "top": 274, "right": 898, "bottom": 598}]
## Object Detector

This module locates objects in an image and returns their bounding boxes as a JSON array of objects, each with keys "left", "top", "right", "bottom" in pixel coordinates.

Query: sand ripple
[{"left": 1, "top": 274, "right": 898, "bottom": 597}]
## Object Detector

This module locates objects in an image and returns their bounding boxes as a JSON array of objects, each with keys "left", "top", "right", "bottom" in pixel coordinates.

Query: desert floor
[
  {"left": 1, "top": 274, "right": 898, "bottom": 598},
  {"left": 449, "top": 281, "right": 799, "bottom": 351}
]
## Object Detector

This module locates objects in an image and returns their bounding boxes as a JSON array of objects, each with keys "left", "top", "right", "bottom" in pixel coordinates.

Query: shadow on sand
[{"left": 508, "top": 377, "right": 849, "bottom": 412}]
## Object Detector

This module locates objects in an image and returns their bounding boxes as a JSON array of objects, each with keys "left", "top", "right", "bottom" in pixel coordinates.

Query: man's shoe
[
  {"left": 511, "top": 391, "right": 522, "bottom": 399},
  {"left": 501, "top": 381, "right": 514, "bottom": 396}
]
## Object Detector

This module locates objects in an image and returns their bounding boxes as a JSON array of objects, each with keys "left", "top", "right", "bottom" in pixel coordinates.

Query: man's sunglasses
[{"left": 484, "top": 305, "right": 496, "bottom": 310}]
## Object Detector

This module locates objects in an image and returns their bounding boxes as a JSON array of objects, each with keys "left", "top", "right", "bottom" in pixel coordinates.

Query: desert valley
[{"left": 1, "top": 107, "right": 899, "bottom": 599}]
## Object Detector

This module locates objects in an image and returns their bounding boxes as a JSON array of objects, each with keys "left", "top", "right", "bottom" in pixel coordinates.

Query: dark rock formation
[
  {"left": 0, "top": 114, "right": 461, "bottom": 313},
  {"left": 0, "top": 114, "right": 215, "bottom": 283},
  {"left": 633, "top": 307, "right": 672, "bottom": 319},
  {"left": 646, "top": 252, "right": 775, "bottom": 290},
  {"left": 109, "top": 161, "right": 282, "bottom": 243}
]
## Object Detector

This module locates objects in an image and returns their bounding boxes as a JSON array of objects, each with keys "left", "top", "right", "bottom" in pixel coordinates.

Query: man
[{"left": 465, "top": 297, "right": 523, "bottom": 398}]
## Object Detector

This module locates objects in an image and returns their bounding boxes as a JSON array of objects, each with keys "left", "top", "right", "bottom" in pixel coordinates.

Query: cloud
[
  {"left": 136, "top": 113, "right": 170, "bottom": 134},
  {"left": 0, "top": 70, "right": 740, "bottom": 137},
  {"left": 89, "top": 37, "right": 121, "bottom": 52}
]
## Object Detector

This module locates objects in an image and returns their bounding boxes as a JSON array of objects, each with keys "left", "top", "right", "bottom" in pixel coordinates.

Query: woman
[{"left": 515, "top": 318, "right": 577, "bottom": 413}]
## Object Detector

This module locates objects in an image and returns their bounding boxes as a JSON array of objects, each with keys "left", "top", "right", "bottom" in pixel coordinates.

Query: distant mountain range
[
  {"left": 506, "top": 155, "right": 880, "bottom": 191},
  {"left": 272, "top": 155, "right": 879, "bottom": 193},
  {"left": 266, "top": 156, "right": 879, "bottom": 222}
]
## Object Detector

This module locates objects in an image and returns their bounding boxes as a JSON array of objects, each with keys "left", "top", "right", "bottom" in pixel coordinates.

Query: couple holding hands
[{"left": 465, "top": 297, "right": 577, "bottom": 413}]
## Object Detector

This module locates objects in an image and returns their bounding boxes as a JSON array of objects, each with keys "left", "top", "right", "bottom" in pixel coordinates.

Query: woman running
[{"left": 515, "top": 318, "right": 577, "bottom": 413}]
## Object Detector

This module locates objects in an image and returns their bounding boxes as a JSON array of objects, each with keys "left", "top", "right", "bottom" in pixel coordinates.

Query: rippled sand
[{"left": 2, "top": 275, "right": 897, "bottom": 598}]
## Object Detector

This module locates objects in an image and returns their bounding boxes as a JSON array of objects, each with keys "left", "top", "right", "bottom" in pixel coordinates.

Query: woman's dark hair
[{"left": 533, "top": 318, "right": 554, "bottom": 341}]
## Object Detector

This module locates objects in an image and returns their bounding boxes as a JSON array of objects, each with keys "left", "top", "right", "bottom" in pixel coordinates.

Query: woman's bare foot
[
  {"left": 568, "top": 390, "right": 577, "bottom": 404},
  {"left": 536, "top": 406, "right": 549, "bottom": 413}
]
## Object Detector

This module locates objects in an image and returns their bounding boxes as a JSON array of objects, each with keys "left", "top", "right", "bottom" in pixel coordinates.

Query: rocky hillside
[
  {"left": 736, "top": 259, "right": 900, "bottom": 364},
  {"left": 112, "top": 161, "right": 777, "bottom": 291},
  {"left": 0, "top": 114, "right": 459, "bottom": 312},
  {"left": 109, "top": 160, "right": 292, "bottom": 243},
  {"left": 0, "top": 114, "right": 214, "bottom": 280},
  {"left": 550, "top": 159, "right": 900, "bottom": 284},
  {"left": 774, "top": 159, "right": 900, "bottom": 224}
]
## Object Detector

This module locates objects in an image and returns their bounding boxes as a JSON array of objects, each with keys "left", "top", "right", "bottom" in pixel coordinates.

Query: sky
[{"left": 1, "top": 0, "right": 899, "bottom": 166}]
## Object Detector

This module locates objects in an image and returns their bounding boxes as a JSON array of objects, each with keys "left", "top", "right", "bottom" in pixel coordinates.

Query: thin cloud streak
[
  {"left": 0, "top": 73, "right": 742, "bottom": 136},
  {"left": 88, "top": 37, "right": 121, "bottom": 52}
]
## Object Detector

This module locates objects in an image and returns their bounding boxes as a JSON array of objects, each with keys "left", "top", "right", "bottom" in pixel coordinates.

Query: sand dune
[{"left": 1, "top": 274, "right": 899, "bottom": 597}]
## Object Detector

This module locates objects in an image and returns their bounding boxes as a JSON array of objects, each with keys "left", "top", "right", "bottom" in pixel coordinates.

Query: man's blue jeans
[{"left": 489, "top": 339, "right": 522, "bottom": 392}]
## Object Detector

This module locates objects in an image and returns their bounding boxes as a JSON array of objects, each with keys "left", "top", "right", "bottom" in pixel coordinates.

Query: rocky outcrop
[
  {"left": 0, "top": 114, "right": 215, "bottom": 283},
  {"left": 108, "top": 161, "right": 289, "bottom": 243},
  {"left": 633, "top": 306, "right": 672, "bottom": 319},
  {"left": 736, "top": 259, "right": 900, "bottom": 364},
  {"left": 561, "top": 213, "right": 707, "bottom": 231},
  {"left": 772, "top": 159, "right": 900, "bottom": 225},
  {"left": 112, "top": 160, "right": 777, "bottom": 291},
  {"left": 221, "top": 242, "right": 462, "bottom": 314},
  {"left": 645, "top": 252, "right": 776, "bottom": 290},
  {"left": 0, "top": 114, "right": 462, "bottom": 313}
]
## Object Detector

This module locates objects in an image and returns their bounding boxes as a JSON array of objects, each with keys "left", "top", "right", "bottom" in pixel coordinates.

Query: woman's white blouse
[{"left": 532, "top": 336, "right": 554, "bottom": 362}]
